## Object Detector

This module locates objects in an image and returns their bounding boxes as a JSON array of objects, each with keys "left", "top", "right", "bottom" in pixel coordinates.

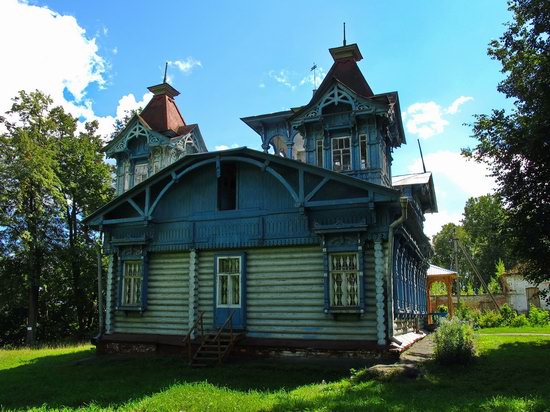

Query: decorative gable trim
[
  {"left": 104, "top": 116, "right": 171, "bottom": 157},
  {"left": 292, "top": 83, "right": 388, "bottom": 124}
]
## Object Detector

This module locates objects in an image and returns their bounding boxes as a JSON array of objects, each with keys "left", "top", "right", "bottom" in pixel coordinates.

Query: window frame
[
  {"left": 316, "top": 140, "right": 324, "bottom": 168},
  {"left": 322, "top": 243, "right": 365, "bottom": 315},
  {"left": 328, "top": 252, "right": 361, "bottom": 309},
  {"left": 215, "top": 255, "right": 243, "bottom": 309},
  {"left": 133, "top": 161, "right": 149, "bottom": 186},
  {"left": 116, "top": 250, "right": 148, "bottom": 312},
  {"left": 359, "top": 134, "right": 368, "bottom": 170},
  {"left": 331, "top": 136, "right": 352, "bottom": 172}
]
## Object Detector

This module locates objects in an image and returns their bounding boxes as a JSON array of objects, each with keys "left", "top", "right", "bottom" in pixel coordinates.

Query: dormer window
[
  {"left": 134, "top": 162, "right": 148, "bottom": 186},
  {"left": 332, "top": 137, "right": 351, "bottom": 172}
]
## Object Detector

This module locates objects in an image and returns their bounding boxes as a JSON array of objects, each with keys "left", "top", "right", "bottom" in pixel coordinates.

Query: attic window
[
  {"left": 218, "top": 162, "right": 237, "bottom": 210},
  {"left": 332, "top": 137, "right": 351, "bottom": 172}
]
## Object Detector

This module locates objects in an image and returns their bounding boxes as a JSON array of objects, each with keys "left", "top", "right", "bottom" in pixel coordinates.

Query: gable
[
  {"left": 103, "top": 116, "right": 171, "bottom": 157},
  {"left": 84, "top": 148, "right": 399, "bottom": 227}
]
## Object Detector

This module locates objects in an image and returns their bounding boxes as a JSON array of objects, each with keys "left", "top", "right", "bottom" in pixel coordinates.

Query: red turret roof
[{"left": 140, "top": 83, "right": 186, "bottom": 136}]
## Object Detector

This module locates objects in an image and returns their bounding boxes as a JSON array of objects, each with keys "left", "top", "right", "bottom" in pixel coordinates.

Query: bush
[
  {"left": 476, "top": 310, "right": 504, "bottom": 328},
  {"left": 437, "top": 304, "right": 448, "bottom": 314},
  {"left": 434, "top": 318, "right": 475, "bottom": 365},
  {"left": 510, "top": 314, "right": 530, "bottom": 327},
  {"left": 499, "top": 303, "right": 517, "bottom": 326},
  {"left": 527, "top": 304, "right": 550, "bottom": 326}
]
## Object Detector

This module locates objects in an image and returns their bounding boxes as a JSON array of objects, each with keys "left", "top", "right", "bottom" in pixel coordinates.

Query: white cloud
[
  {"left": 258, "top": 83, "right": 266, "bottom": 89},
  {"left": 269, "top": 70, "right": 295, "bottom": 90},
  {"left": 409, "top": 150, "right": 495, "bottom": 197},
  {"left": 403, "top": 96, "right": 474, "bottom": 139},
  {"left": 168, "top": 58, "right": 202, "bottom": 74},
  {"left": 0, "top": 0, "right": 106, "bottom": 118},
  {"left": 214, "top": 144, "right": 240, "bottom": 151},
  {"left": 404, "top": 102, "right": 449, "bottom": 139},
  {"left": 94, "top": 92, "right": 153, "bottom": 140},
  {"left": 424, "top": 211, "right": 463, "bottom": 239},
  {"left": 446, "top": 96, "right": 474, "bottom": 114}
]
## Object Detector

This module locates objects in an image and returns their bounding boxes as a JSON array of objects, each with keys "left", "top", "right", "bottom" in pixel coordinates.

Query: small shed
[{"left": 427, "top": 264, "right": 457, "bottom": 319}]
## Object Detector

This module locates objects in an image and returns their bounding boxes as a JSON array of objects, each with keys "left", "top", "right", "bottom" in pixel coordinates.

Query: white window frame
[
  {"left": 329, "top": 252, "right": 360, "bottom": 308},
  {"left": 360, "top": 134, "right": 368, "bottom": 170},
  {"left": 331, "top": 136, "right": 352, "bottom": 172},
  {"left": 122, "top": 260, "right": 142, "bottom": 307},
  {"left": 316, "top": 140, "right": 324, "bottom": 167},
  {"left": 216, "top": 256, "right": 242, "bottom": 308},
  {"left": 134, "top": 162, "right": 149, "bottom": 186}
]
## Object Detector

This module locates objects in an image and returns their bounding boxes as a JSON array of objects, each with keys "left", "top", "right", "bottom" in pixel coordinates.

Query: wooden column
[{"left": 446, "top": 279, "right": 454, "bottom": 318}]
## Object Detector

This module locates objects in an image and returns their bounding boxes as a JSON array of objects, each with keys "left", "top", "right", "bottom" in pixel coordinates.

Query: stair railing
[
  {"left": 213, "top": 310, "right": 234, "bottom": 364},
  {"left": 183, "top": 311, "right": 204, "bottom": 364}
]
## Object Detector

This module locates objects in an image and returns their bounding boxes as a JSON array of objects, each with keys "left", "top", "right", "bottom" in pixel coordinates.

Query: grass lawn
[
  {"left": 476, "top": 326, "right": 550, "bottom": 334},
  {"left": 1, "top": 334, "right": 549, "bottom": 411}
]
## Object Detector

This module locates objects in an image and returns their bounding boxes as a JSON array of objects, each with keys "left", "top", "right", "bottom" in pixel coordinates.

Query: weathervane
[{"left": 310, "top": 62, "right": 318, "bottom": 90}]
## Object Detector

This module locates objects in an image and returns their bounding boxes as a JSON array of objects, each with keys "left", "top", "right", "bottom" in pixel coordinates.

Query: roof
[
  {"left": 392, "top": 172, "right": 432, "bottom": 186},
  {"left": 140, "top": 90, "right": 186, "bottom": 136},
  {"left": 83, "top": 147, "right": 400, "bottom": 226},
  {"left": 428, "top": 264, "right": 457, "bottom": 277}
]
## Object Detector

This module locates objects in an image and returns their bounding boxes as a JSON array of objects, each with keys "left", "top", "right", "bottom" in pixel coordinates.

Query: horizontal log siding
[
  {"left": 197, "top": 250, "right": 215, "bottom": 328},
  {"left": 245, "top": 245, "right": 378, "bottom": 341},
  {"left": 113, "top": 252, "right": 190, "bottom": 335}
]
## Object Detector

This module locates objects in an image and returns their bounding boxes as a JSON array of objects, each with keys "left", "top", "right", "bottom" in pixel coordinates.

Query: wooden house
[{"left": 85, "top": 42, "right": 437, "bottom": 360}]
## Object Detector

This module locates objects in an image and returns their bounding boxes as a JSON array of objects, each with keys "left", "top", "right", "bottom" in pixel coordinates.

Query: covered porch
[{"left": 427, "top": 264, "right": 458, "bottom": 323}]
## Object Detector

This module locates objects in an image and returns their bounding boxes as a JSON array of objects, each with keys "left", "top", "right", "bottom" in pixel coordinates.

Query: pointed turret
[{"left": 140, "top": 82, "right": 187, "bottom": 137}]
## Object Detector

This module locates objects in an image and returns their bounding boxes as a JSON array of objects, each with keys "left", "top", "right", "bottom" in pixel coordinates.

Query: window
[
  {"left": 122, "top": 261, "right": 142, "bottom": 307},
  {"left": 331, "top": 137, "right": 351, "bottom": 171},
  {"left": 329, "top": 253, "right": 359, "bottom": 307},
  {"left": 360, "top": 134, "right": 368, "bottom": 169},
  {"left": 216, "top": 256, "right": 241, "bottom": 307},
  {"left": 134, "top": 162, "right": 148, "bottom": 186},
  {"left": 218, "top": 162, "right": 237, "bottom": 210},
  {"left": 316, "top": 140, "right": 324, "bottom": 167}
]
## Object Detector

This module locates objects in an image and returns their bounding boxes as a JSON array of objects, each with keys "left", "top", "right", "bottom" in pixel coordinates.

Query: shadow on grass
[
  {"left": 269, "top": 339, "right": 550, "bottom": 412},
  {"left": 0, "top": 348, "right": 350, "bottom": 410}
]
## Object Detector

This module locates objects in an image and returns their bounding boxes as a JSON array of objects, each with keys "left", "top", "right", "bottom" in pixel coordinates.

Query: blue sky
[{"left": 0, "top": 0, "right": 513, "bottom": 237}]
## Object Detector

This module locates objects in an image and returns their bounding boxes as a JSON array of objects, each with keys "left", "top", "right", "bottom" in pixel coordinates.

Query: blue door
[{"left": 214, "top": 254, "right": 246, "bottom": 330}]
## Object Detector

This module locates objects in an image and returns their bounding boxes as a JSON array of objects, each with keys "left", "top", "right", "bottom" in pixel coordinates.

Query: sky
[{"left": 0, "top": 0, "right": 514, "bottom": 238}]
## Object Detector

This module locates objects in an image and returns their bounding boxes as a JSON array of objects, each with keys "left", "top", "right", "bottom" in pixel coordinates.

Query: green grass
[
  {"left": 1, "top": 335, "right": 549, "bottom": 411},
  {"left": 476, "top": 326, "right": 550, "bottom": 334}
]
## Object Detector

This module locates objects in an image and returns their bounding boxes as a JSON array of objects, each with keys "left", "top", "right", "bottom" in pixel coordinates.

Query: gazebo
[{"left": 427, "top": 264, "right": 458, "bottom": 322}]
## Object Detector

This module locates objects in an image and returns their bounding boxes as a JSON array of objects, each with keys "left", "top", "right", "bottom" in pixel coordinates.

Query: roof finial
[
  {"left": 343, "top": 22, "right": 346, "bottom": 46},
  {"left": 163, "top": 62, "right": 168, "bottom": 84}
]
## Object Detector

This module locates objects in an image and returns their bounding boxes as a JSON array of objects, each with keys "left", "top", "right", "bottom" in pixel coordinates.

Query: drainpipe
[
  {"left": 386, "top": 197, "right": 408, "bottom": 341},
  {"left": 97, "top": 232, "right": 104, "bottom": 338}
]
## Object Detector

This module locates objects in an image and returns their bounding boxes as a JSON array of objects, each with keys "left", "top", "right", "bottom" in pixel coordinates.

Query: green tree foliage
[
  {"left": 432, "top": 195, "right": 515, "bottom": 291},
  {"left": 431, "top": 223, "right": 472, "bottom": 286},
  {"left": 0, "top": 90, "right": 113, "bottom": 345},
  {"left": 463, "top": 0, "right": 550, "bottom": 284},
  {"left": 463, "top": 195, "right": 515, "bottom": 285}
]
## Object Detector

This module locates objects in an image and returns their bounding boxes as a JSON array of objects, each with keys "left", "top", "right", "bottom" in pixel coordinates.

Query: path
[{"left": 400, "top": 333, "right": 435, "bottom": 365}]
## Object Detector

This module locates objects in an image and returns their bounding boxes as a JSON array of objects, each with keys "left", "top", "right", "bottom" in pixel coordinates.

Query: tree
[
  {"left": 0, "top": 90, "right": 114, "bottom": 344},
  {"left": 462, "top": 195, "right": 515, "bottom": 283},
  {"left": 431, "top": 223, "right": 473, "bottom": 289},
  {"left": 0, "top": 90, "right": 64, "bottom": 344},
  {"left": 55, "top": 119, "right": 113, "bottom": 338},
  {"left": 464, "top": 0, "right": 550, "bottom": 284}
]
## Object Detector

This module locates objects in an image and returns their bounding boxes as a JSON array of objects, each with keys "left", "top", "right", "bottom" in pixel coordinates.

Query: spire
[
  {"left": 343, "top": 22, "right": 346, "bottom": 46},
  {"left": 163, "top": 61, "right": 168, "bottom": 83}
]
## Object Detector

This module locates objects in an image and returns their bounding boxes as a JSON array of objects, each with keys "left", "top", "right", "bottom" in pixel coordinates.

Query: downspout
[
  {"left": 96, "top": 231, "right": 104, "bottom": 339},
  {"left": 386, "top": 197, "right": 408, "bottom": 341}
]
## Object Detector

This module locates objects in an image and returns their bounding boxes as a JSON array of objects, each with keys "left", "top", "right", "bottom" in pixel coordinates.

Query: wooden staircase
[{"left": 183, "top": 311, "right": 241, "bottom": 367}]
